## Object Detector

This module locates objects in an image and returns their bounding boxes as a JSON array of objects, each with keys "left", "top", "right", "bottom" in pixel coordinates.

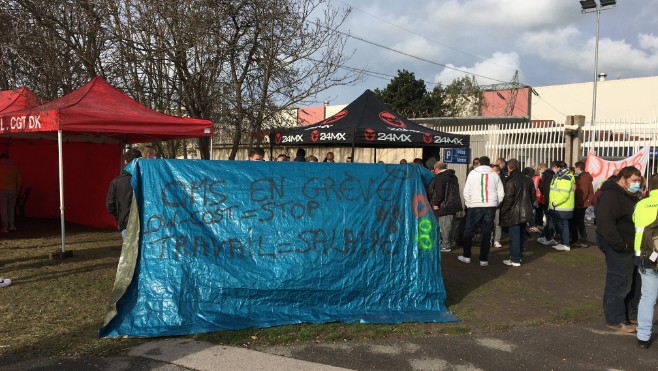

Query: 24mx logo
[
  {"left": 433, "top": 136, "right": 464, "bottom": 145},
  {"left": 378, "top": 133, "right": 411, "bottom": 142},
  {"left": 281, "top": 134, "right": 303, "bottom": 143},
  {"left": 319, "top": 132, "right": 346, "bottom": 141}
]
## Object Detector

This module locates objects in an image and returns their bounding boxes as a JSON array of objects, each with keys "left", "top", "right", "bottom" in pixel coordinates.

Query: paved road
[{"left": 1, "top": 319, "right": 656, "bottom": 370}]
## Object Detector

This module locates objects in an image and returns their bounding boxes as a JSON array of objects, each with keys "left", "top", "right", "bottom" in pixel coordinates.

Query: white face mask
[{"left": 629, "top": 182, "right": 642, "bottom": 193}]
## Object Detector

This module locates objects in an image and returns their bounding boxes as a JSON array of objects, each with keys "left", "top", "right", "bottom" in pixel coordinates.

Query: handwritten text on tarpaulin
[{"left": 99, "top": 160, "right": 457, "bottom": 338}]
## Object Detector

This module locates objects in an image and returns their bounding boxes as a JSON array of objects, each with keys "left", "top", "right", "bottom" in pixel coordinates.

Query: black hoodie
[
  {"left": 594, "top": 179, "right": 638, "bottom": 252},
  {"left": 539, "top": 169, "right": 555, "bottom": 205}
]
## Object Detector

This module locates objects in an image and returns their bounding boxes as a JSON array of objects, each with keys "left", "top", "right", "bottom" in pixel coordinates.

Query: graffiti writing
[{"left": 140, "top": 165, "right": 431, "bottom": 260}]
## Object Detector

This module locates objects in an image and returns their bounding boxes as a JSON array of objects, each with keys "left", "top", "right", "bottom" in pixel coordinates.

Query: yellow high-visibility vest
[
  {"left": 549, "top": 172, "right": 575, "bottom": 212},
  {"left": 633, "top": 189, "right": 658, "bottom": 258}
]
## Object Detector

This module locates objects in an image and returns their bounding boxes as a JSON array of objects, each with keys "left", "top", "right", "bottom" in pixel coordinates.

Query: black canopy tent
[{"left": 269, "top": 90, "right": 470, "bottom": 161}]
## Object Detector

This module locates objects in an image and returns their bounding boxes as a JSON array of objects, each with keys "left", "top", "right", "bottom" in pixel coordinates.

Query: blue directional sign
[{"left": 443, "top": 148, "right": 469, "bottom": 164}]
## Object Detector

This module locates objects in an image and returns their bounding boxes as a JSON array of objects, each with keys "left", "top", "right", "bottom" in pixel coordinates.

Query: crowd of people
[
  {"left": 429, "top": 154, "right": 658, "bottom": 349},
  {"left": 429, "top": 156, "right": 596, "bottom": 264},
  {"left": 255, "top": 147, "right": 354, "bottom": 163}
]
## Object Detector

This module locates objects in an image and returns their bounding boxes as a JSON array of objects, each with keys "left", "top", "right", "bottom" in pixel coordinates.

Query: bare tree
[
  {"left": 106, "top": 0, "right": 359, "bottom": 159},
  {"left": 0, "top": 0, "right": 108, "bottom": 96},
  {"left": 1, "top": 0, "right": 360, "bottom": 159}
]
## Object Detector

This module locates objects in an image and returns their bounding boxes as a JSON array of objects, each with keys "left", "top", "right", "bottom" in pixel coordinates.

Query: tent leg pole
[
  {"left": 58, "top": 130, "right": 66, "bottom": 253},
  {"left": 351, "top": 128, "right": 356, "bottom": 162}
]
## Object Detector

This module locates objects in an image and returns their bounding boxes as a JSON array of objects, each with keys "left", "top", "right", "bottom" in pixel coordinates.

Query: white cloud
[
  {"left": 433, "top": 51, "right": 521, "bottom": 86},
  {"left": 423, "top": 0, "right": 577, "bottom": 34},
  {"left": 638, "top": 33, "right": 658, "bottom": 51},
  {"left": 517, "top": 26, "right": 580, "bottom": 63},
  {"left": 597, "top": 37, "right": 658, "bottom": 74},
  {"left": 519, "top": 28, "right": 658, "bottom": 75}
]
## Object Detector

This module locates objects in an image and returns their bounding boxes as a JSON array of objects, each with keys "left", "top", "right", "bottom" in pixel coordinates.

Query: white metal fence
[
  {"left": 432, "top": 120, "right": 564, "bottom": 169},
  {"left": 431, "top": 118, "right": 658, "bottom": 189},
  {"left": 581, "top": 119, "right": 658, "bottom": 175}
]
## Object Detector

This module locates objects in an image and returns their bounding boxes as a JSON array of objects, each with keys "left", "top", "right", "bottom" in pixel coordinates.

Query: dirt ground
[{"left": 440, "top": 225, "right": 606, "bottom": 329}]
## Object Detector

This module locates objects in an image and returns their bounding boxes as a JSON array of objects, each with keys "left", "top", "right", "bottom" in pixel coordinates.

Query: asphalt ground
[{"left": 1, "top": 317, "right": 657, "bottom": 371}]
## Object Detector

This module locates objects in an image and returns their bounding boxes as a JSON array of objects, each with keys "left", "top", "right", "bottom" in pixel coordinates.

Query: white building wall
[
  {"left": 325, "top": 104, "right": 347, "bottom": 118},
  {"left": 532, "top": 76, "right": 658, "bottom": 123}
]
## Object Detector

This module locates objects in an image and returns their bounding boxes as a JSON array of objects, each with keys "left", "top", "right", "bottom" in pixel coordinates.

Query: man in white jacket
[{"left": 458, "top": 156, "right": 505, "bottom": 266}]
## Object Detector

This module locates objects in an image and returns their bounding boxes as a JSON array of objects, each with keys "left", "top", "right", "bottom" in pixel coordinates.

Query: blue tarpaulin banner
[{"left": 99, "top": 160, "right": 458, "bottom": 338}]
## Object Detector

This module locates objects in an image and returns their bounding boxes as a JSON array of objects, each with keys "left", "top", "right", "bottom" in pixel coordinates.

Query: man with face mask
[{"left": 595, "top": 165, "right": 643, "bottom": 333}]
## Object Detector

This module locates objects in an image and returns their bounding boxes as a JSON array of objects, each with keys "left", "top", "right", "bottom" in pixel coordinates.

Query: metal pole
[
  {"left": 351, "top": 128, "right": 356, "bottom": 161},
  {"left": 590, "top": 8, "right": 601, "bottom": 149},
  {"left": 58, "top": 130, "right": 66, "bottom": 253},
  {"left": 209, "top": 136, "right": 213, "bottom": 160}
]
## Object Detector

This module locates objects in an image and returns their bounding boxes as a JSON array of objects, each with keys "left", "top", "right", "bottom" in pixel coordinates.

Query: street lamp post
[{"left": 580, "top": 0, "right": 616, "bottom": 148}]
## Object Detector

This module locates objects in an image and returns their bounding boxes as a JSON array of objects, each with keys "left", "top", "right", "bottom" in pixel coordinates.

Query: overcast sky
[{"left": 313, "top": 0, "right": 658, "bottom": 105}]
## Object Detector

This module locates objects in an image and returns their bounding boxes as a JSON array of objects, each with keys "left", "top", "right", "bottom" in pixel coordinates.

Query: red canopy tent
[
  {"left": 0, "top": 88, "right": 44, "bottom": 112},
  {"left": 0, "top": 77, "right": 212, "bottom": 252}
]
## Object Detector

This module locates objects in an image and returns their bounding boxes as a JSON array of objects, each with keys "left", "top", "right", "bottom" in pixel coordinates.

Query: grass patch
[
  {"left": 547, "top": 299, "right": 601, "bottom": 323},
  {"left": 0, "top": 226, "right": 150, "bottom": 357},
  {"left": 194, "top": 322, "right": 434, "bottom": 347},
  {"left": 543, "top": 247, "right": 601, "bottom": 268}
]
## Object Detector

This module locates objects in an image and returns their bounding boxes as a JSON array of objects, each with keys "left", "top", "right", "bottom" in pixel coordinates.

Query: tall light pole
[{"left": 580, "top": 0, "right": 616, "bottom": 144}]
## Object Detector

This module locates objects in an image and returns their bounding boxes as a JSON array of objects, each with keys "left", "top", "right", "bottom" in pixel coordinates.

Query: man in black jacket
[
  {"left": 537, "top": 160, "right": 559, "bottom": 246},
  {"left": 106, "top": 148, "right": 142, "bottom": 239},
  {"left": 595, "top": 165, "right": 642, "bottom": 333},
  {"left": 431, "top": 162, "right": 463, "bottom": 253},
  {"left": 499, "top": 159, "right": 536, "bottom": 267}
]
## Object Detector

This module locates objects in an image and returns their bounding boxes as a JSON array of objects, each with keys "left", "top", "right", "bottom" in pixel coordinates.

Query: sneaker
[
  {"left": 0, "top": 278, "right": 11, "bottom": 288},
  {"left": 493, "top": 241, "right": 502, "bottom": 248},
  {"left": 573, "top": 240, "right": 588, "bottom": 248},
  {"left": 479, "top": 260, "right": 488, "bottom": 267},
  {"left": 537, "top": 236, "right": 557, "bottom": 246},
  {"left": 638, "top": 339, "right": 651, "bottom": 349},
  {"left": 457, "top": 256, "right": 471, "bottom": 264},
  {"left": 441, "top": 247, "right": 452, "bottom": 252},
  {"left": 606, "top": 323, "right": 636, "bottom": 334},
  {"left": 8, "top": 226, "right": 16, "bottom": 231},
  {"left": 503, "top": 259, "right": 521, "bottom": 267},
  {"left": 553, "top": 244, "right": 571, "bottom": 251}
]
